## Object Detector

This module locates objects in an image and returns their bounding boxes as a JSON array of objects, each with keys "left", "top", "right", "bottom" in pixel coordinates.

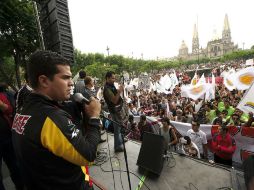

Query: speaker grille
[
  {"left": 137, "top": 132, "right": 165, "bottom": 175},
  {"left": 37, "top": 0, "right": 74, "bottom": 64}
]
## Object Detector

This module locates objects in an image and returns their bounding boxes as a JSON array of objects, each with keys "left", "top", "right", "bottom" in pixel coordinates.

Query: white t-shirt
[{"left": 186, "top": 129, "right": 207, "bottom": 154}]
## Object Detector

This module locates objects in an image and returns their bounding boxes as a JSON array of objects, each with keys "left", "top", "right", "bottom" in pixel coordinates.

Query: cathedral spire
[
  {"left": 223, "top": 14, "right": 230, "bottom": 31},
  {"left": 222, "top": 14, "right": 231, "bottom": 43},
  {"left": 192, "top": 23, "right": 199, "bottom": 54},
  {"left": 193, "top": 24, "right": 198, "bottom": 39}
]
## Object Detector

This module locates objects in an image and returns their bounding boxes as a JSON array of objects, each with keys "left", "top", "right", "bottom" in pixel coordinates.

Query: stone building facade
[{"left": 178, "top": 14, "right": 238, "bottom": 60}]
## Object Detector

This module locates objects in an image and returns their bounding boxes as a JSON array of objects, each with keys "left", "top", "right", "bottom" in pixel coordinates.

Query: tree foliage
[
  {"left": 0, "top": 0, "right": 40, "bottom": 90},
  {"left": 73, "top": 48, "right": 254, "bottom": 81}
]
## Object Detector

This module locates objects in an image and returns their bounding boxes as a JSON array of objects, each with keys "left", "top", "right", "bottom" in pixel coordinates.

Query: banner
[
  {"left": 170, "top": 121, "right": 254, "bottom": 164},
  {"left": 138, "top": 75, "right": 150, "bottom": 89},
  {"left": 237, "top": 82, "right": 254, "bottom": 113},
  {"left": 246, "top": 59, "right": 254, "bottom": 66}
]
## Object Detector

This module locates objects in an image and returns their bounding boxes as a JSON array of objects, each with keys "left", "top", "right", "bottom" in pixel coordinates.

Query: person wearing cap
[{"left": 211, "top": 124, "right": 236, "bottom": 166}]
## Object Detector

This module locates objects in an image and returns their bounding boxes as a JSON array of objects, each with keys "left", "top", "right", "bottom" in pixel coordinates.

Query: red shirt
[
  {"left": 212, "top": 133, "right": 236, "bottom": 160},
  {"left": 0, "top": 92, "right": 13, "bottom": 127}
]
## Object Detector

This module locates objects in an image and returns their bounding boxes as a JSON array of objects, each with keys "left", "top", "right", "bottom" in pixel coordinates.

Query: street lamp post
[{"left": 106, "top": 46, "right": 110, "bottom": 56}]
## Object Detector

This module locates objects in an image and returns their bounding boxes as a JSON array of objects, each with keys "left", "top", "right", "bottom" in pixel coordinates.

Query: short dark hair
[
  {"left": 184, "top": 136, "right": 191, "bottom": 145},
  {"left": 84, "top": 76, "right": 93, "bottom": 85},
  {"left": 128, "top": 115, "right": 134, "bottom": 121},
  {"left": 140, "top": 114, "right": 146, "bottom": 121},
  {"left": 161, "top": 117, "right": 170, "bottom": 125},
  {"left": 192, "top": 120, "right": 200, "bottom": 126},
  {"left": 79, "top": 70, "right": 86, "bottom": 79},
  {"left": 105, "top": 71, "right": 115, "bottom": 79},
  {"left": 27, "top": 50, "right": 70, "bottom": 89}
]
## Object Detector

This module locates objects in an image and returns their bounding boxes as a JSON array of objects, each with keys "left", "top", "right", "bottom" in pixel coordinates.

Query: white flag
[
  {"left": 224, "top": 69, "right": 236, "bottom": 91},
  {"left": 233, "top": 67, "right": 254, "bottom": 90},
  {"left": 237, "top": 83, "right": 254, "bottom": 113},
  {"left": 181, "top": 84, "right": 207, "bottom": 100}
]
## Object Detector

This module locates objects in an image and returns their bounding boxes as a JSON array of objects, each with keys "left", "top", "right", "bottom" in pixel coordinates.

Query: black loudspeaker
[
  {"left": 36, "top": 0, "right": 74, "bottom": 64},
  {"left": 137, "top": 132, "right": 165, "bottom": 175}
]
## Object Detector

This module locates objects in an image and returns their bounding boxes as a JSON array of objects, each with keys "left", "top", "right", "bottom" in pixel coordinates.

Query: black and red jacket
[{"left": 12, "top": 93, "right": 100, "bottom": 190}]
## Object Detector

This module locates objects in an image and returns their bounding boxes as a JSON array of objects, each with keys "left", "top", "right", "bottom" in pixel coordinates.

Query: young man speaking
[{"left": 12, "top": 51, "right": 101, "bottom": 190}]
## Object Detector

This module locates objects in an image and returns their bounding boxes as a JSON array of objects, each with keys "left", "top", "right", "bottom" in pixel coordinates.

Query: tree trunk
[{"left": 14, "top": 53, "right": 22, "bottom": 89}]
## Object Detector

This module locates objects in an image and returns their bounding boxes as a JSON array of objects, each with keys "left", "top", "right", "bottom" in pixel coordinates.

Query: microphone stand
[
  {"left": 100, "top": 113, "right": 132, "bottom": 190},
  {"left": 120, "top": 75, "right": 132, "bottom": 190}
]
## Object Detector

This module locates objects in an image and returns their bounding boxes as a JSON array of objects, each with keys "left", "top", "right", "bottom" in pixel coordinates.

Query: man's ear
[{"left": 38, "top": 75, "right": 50, "bottom": 88}]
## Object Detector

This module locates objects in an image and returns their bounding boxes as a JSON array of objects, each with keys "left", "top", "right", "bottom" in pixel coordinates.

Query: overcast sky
[{"left": 68, "top": 0, "right": 254, "bottom": 60}]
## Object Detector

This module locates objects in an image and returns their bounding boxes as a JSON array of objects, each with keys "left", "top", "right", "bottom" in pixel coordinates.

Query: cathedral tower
[
  {"left": 222, "top": 14, "right": 231, "bottom": 43},
  {"left": 192, "top": 24, "right": 199, "bottom": 54}
]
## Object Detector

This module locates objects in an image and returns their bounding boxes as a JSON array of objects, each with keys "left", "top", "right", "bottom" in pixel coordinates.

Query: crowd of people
[
  {"left": 101, "top": 59, "right": 252, "bottom": 168},
  {"left": 0, "top": 49, "right": 253, "bottom": 189}
]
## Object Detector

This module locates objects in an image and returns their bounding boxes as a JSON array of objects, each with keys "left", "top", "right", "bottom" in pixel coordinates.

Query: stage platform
[
  {"left": 90, "top": 133, "right": 246, "bottom": 190},
  {"left": 2, "top": 132, "right": 246, "bottom": 190}
]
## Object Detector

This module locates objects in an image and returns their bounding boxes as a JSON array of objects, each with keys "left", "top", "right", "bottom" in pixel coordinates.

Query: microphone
[{"left": 73, "top": 93, "right": 91, "bottom": 105}]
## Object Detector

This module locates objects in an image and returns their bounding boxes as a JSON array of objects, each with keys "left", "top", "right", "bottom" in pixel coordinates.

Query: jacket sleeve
[
  {"left": 211, "top": 135, "right": 220, "bottom": 152},
  {"left": 40, "top": 112, "right": 100, "bottom": 166},
  {"left": 220, "top": 138, "right": 236, "bottom": 154},
  {"left": 0, "top": 94, "right": 13, "bottom": 114}
]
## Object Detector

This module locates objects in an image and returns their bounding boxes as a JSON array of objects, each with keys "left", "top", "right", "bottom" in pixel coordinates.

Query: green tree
[
  {"left": 0, "top": 0, "right": 40, "bottom": 90},
  {"left": 0, "top": 57, "right": 17, "bottom": 90},
  {"left": 85, "top": 62, "right": 118, "bottom": 84}
]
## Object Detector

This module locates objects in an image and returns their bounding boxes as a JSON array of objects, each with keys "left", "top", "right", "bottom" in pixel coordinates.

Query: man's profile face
[
  {"left": 107, "top": 74, "right": 116, "bottom": 85},
  {"left": 46, "top": 65, "right": 73, "bottom": 101}
]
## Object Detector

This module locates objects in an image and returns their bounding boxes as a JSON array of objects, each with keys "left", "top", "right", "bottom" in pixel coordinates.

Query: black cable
[
  {"left": 188, "top": 183, "right": 232, "bottom": 190},
  {"left": 112, "top": 156, "right": 125, "bottom": 190},
  {"left": 105, "top": 130, "right": 116, "bottom": 190},
  {"left": 216, "top": 187, "right": 232, "bottom": 190},
  {"left": 189, "top": 182, "right": 198, "bottom": 190},
  {"left": 164, "top": 151, "right": 176, "bottom": 168},
  {"left": 128, "top": 171, "right": 151, "bottom": 190},
  {"left": 94, "top": 148, "right": 108, "bottom": 166},
  {"left": 99, "top": 165, "right": 151, "bottom": 190}
]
